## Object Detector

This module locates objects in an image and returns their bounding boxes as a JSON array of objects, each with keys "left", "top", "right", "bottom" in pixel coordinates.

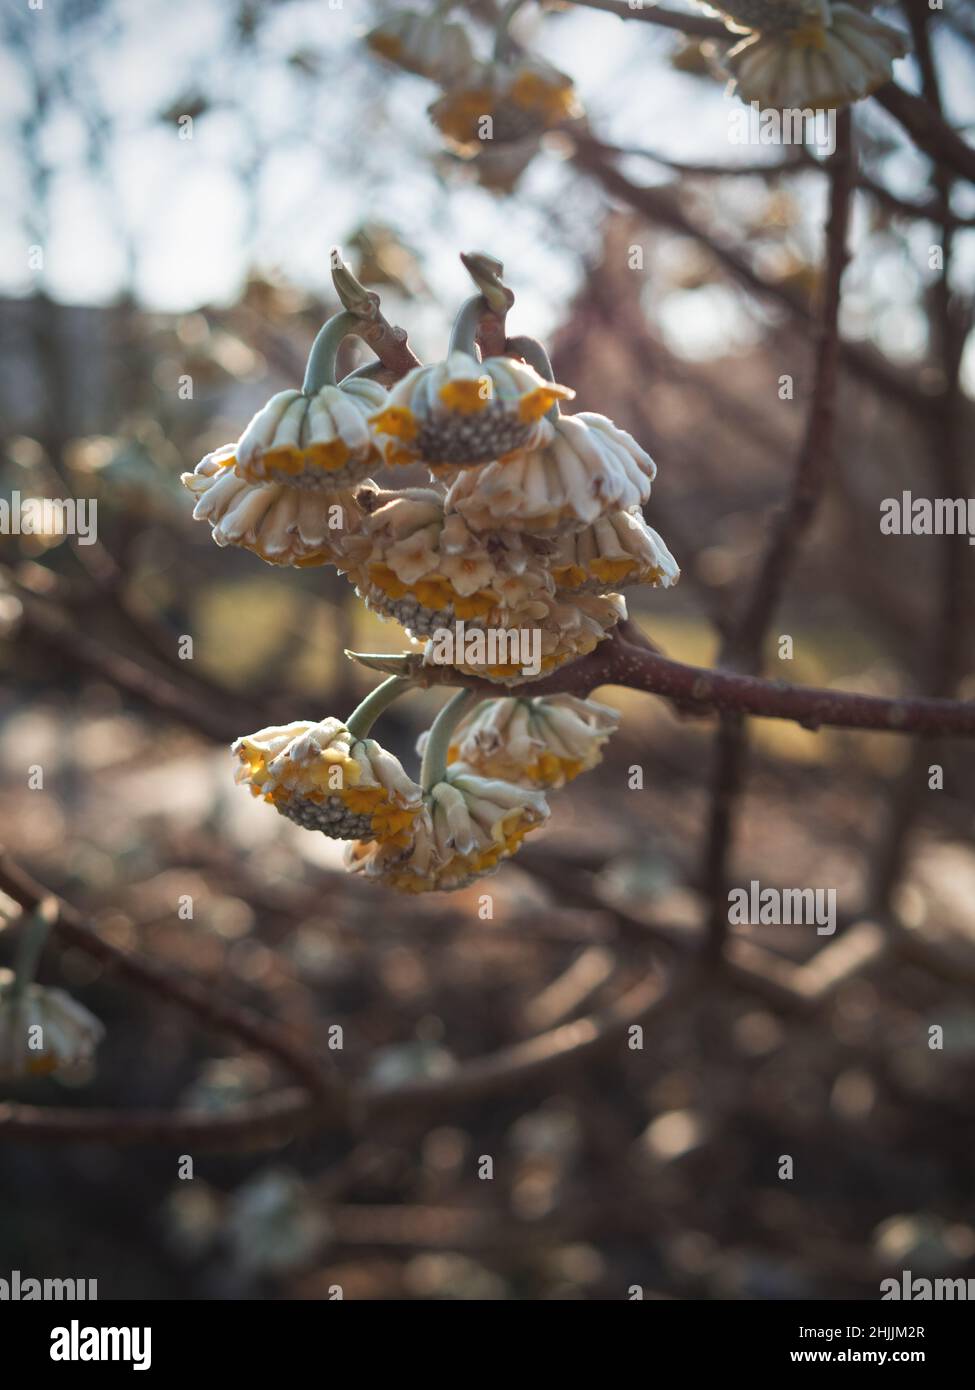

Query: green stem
[
  {"left": 302, "top": 309, "right": 361, "bottom": 395},
  {"left": 421, "top": 689, "right": 478, "bottom": 790},
  {"left": 345, "top": 675, "right": 414, "bottom": 741},
  {"left": 447, "top": 295, "right": 487, "bottom": 357},
  {"left": 9, "top": 897, "right": 58, "bottom": 1001},
  {"left": 506, "top": 334, "right": 562, "bottom": 419},
  {"left": 493, "top": 0, "right": 531, "bottom": 61}
]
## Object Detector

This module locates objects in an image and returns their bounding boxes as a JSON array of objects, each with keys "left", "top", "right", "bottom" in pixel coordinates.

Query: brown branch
[
  {"left": 700, "top": 112, "right": 854, "bottom": 952},
  {"left": 0, "top": 852, "right": 347, "bottom": 1111},
  {"left": 566, "top": 0, "right": 729, "bottom": 41},
  {"left": 570, "top": 132, "right": 934, "bottom": 416},
  {"left": 424, "top": 624, "right": 975, "bottom": 738},
  {"left": 873, "top": 82, "right": 975, "bottom": 187}
]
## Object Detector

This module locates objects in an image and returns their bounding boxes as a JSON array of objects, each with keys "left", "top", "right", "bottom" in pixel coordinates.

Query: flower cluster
[
  {"left": 366, "top": 4, "right": 581, "bottom": 190},
  {"left": 702, "top": 0, "right": 907, "bottom": 109},
  {"left": 183, "top": 252, "right": 680, "bottom": 892}
]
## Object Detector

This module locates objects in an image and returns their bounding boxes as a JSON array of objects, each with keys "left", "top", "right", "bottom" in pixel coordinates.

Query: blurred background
[{"left": 1, "top": 0, "right": 974, "bottom": 1299}]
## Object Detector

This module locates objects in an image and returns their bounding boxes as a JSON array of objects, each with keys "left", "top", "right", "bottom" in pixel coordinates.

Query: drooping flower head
[
  {"left": 181, "top": 444, "right": 363, "bottom": 567},
  {"left": 710, "top": 1, "right": 908, "bottom": 109},
  {"left": 366, "top": 7, "right": 474, "bottom": 84},
  {"left": 0, "top": 975, "right": 104, "bottom": 1080},
  {"left": 443, "top": 414, "right": 657, "bottom": 534},
  {"left": 346, "top": 769, "right": 549, "bottom": 893},
  {"left": 234, "top": 376, "right": 387, "bottom": 490},
  {"left": 550, "top": 508, "right": 680, "bottom": 595},
  {"left": 370, "top": 350, "right": 572, "bottom": 468},
  {"left": 233, "top": 717, "right": 423, "bottom": 843},
  {"left": 339, "top": 488, "right": 553, "bottom": 639},
  {"left": 439, "top": 693, "right": 621, "bottom": 789},
  {"left": 423, "top": 591, "right": 627, "bottom": 685},
  {"left": 429, "top": 57, "right": 581, "bottom": 151}
]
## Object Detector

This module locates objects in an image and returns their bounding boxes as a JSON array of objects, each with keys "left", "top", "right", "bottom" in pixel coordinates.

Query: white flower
[
  {"left": 429, "top": 57, "right": 581, "bottom": 152},
  {"left": 233, "top": 718, "right": 423, "bottom": 844},
  {"left": 370, "top": 350, "right": 573, "bottom": 467},
  {"left": 346, "top": 769, "right": 549, "bottom": 893},
  {"left": 366, "top": 8, "right": 474, "bottom": 84},
  {"left": 181, "top": 445, "right": 362, "bottom": 567},
  {"left": 234, "top": 377, "right": 387, "bottom": 489},
  {"left": 722, "top": 1, "right": 907, "bottom": 109},
  {"left": 550, "top": 508, "right": 680, "bottom": 595},
  {"left": 339, "top": 489, "right": 554, "bottom": 639},
  {"left": 444, "top": 414, "right": 657, "bottom": 534},
  {"left": 0, "top": 975, "right": 104, "bottom": 1080},
  {"left": 422, "top": 591, "right": 627, "bottom": 685},
  {"left": 442, "top": 693, "right": 621, "bottom": 788}
]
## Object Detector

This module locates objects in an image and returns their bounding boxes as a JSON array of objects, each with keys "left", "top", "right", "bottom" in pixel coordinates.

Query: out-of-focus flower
[
  {"left": 440, "top": 693, "right": 621, "bottom": 788},
  {"left": 234, "top": 377, "right": 387, "bottom": 489},
  {"left": 444, "top": 414, "right": 657, "bottom": 534},
  {"left": 423, "top": 591, "right": 627, "bottom": 685},
  {"left": 233, "top": 718, "right": 423, "bottom": 843},
  {"left": 429, "top": 57, "right": 581, "bottom": 151},
  {"left": 366, "top": 8, "right": 474, "bottom": 84},
  {"left": 347, "top": 769, "right": 549, "bottom": 893},
  {"left": 550, "top": 509, "right": 680, "bottom": 595},
  {"left": 340, "top": 489, "right": 553, "bottom": 638},
  {"left": 181, "top": 444, "right": 361, "bottom": 566},
  {"left": 370, "top": 351, "right": 572, "bottom": 467},
  {"left": 0, "top": 974, "right": 104, "bottom": 1080},
  {"left": 226, "top": 1169, "right": 330, "bottom": 1276},
  {"left": 709, "top": 1, "right": 907, "bottom": 108}
]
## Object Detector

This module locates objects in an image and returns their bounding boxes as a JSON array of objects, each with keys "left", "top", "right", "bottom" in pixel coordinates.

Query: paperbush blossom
[
  {"left": 233, "top": 718, "right": 423, "bottom": 843},
  {"left": 443, "top": 414, "right": 658, "bottom": 533},
  {"left": 346, "top": 769, "right": 549, "bottom": 893},
  {"left": 423, "top": 591, "right": 628, "bottom": 685},
  {"left": 704, "top": 0, "right": 907, "bottom": 108},
  {"left": 0, "top": 975, "right": 104, "bottom": 1079},
  {"left": 549, "top": 509, "right": 681, "bottom": 595},
  {"left": 184, "top": 248, "right": 681, "bottom": 892},
  {"left": 234, "top": 377, "right": 386, "bottom": 489},
  {"left": 439, "top": 694, "right": 621, "bottom": 789},
  {"left": 181, "top": 445, "right": 360, "bottom": 566},
  {"left": 370, "top": 351, "right": 572, "bottom": 467},
  {"left": 339, "top": 488, "right": 553, "bottom": 637}
]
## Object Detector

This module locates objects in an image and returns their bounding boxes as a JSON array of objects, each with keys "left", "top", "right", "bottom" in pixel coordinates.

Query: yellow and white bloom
[
  {"left": 550, "top": 508, "right": 680, "bottom": 595},
  {"left": 424, "top": 591, "right": 627, "bottom": 685},
  {"left": 0, "top": 975, "right": 104, "bottom": 1080},
  {"left": 234, "top": 377, "right": 387, "bottom": 489},
  {"left": 429, "top": 57, "right": 581, "bottom": 151},
  {"left": 346, "top": 769, "right": 549, "bottom": 893},
  {"left": 233, "top": 717, "right": 423, "bottom": 843},
  {"left": 340, "top": 488, "right": 554, "bottom": 638},
  {"left": 441, "top": 693, "right": 621, "bottom": 788},
  {"left": 370, "top": 350, "right": 572, "bottom": 468},
  {"left": 444, "top": 413, "right": 657, "bottom": 534},
  {"left": 714, "top": 1, "right": 907, "bottom": 109},
  {"left": 366, "top": 8, "right": 474, "bottom": 84},
  {"left": 181, "top": 444, "right": 361, "bottom": 567}
]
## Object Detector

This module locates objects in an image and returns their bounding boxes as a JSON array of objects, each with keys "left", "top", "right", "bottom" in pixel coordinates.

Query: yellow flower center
[{"left": 439, "top": 378, "right": 492, "bottom": 413}]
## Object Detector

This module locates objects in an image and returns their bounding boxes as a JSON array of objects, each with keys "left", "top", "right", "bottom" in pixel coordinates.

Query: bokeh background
[{"left": 1, "top": 0, "right": 974, "bottom": 1299}]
